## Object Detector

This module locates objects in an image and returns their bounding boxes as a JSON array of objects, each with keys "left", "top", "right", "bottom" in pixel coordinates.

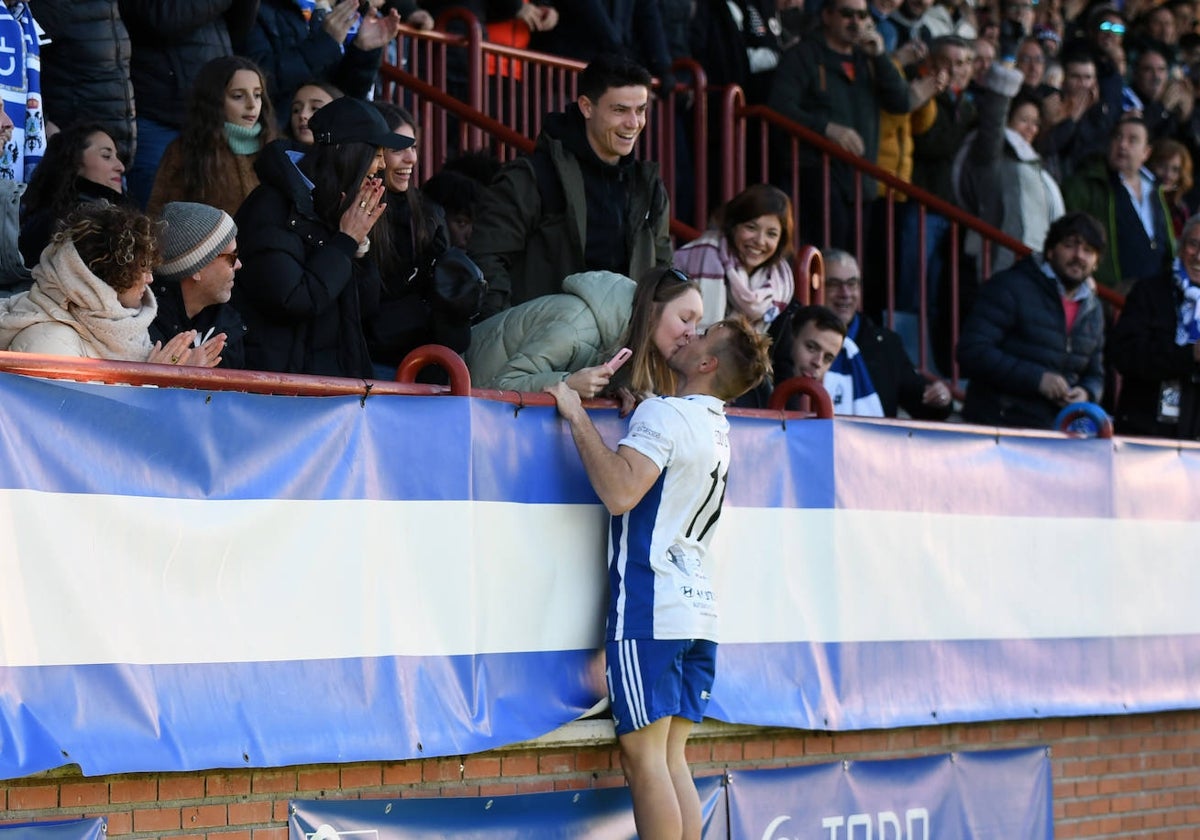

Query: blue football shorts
[{"left": 605, "top": 638, "right": 717, "bottom": 736}]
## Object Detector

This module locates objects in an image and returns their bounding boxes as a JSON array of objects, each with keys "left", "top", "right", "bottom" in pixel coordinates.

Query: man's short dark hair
[
  {"left": 578, "top": 54, "right": 653, "bottom": 102},
  {"left": 930, "top": 34, "right": 972, "bottom": 58},
  {"left": 1110, "top": 113, "right": 1149, "bottom": 141},
  {"left": 789, "top": 304, "right": 848, "bottom": 341},
  {"left": 1043, "top": 211, "right": 1106, "bottom": 253},
  {"left": 1060, "top": 46, "right": 1098, "bottom": 71},
  {"left": 1135, "top": 43, "right": 1172, "bottom": 69}
]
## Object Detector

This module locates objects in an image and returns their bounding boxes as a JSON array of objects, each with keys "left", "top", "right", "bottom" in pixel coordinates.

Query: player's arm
[{"left": 546, "top": 382, "right": 662, "bottom": 515}]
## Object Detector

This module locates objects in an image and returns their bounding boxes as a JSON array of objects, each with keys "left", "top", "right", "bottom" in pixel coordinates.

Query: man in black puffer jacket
[
  {"left": 957, "top": 211, "right": 1108, "bottom": 429},
  {"left": 118, "top": 0, "right": 259, "bottom": 208},
  {"left": 36, "top": 0, "right": 136, "bottom": 163}
]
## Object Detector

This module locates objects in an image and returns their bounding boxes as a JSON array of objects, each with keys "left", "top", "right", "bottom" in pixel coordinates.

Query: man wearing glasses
[
  {"left": 767, "top": 0, "right": 910, "bottom": 253},
  {"left": 823, "top": 248, "right": 953, "bottom": 417},
  {"left": 150, "top": 202, "right": 246, "bottom": 369}
]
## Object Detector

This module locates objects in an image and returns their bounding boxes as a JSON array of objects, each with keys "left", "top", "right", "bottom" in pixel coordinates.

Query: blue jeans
[{"left": 127, "top": 116, "right": 179, "bottom": 210}]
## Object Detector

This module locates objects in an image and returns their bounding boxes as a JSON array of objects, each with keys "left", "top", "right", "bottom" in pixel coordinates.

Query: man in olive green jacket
[{"left": 467, "top": 53, "right": 672, "bottom": 320}]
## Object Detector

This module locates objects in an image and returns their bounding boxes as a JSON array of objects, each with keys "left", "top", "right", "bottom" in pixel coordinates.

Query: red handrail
[
  {"left": 377, "top": 56, "right": 701, "bottom": 243},
  {"left": 724, "top": 98, "right": 1127, "bottom": 311},
  {"left": 0, "top": 352, "right": 461, "bottom": 397},
  {"left": 767, "top": 376, "right": 836, "bottom": 418}
]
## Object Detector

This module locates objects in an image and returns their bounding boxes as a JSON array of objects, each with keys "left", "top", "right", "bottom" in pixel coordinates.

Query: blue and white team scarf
[
  {"left": 1174, "top": 257, "right": 1200, "bottom": 346},
  {"left": 824, "top": 317, "right": 884, "bottom": 417},
  {"left": 0, "top": 2, "right": 45, "bottom": 183}
]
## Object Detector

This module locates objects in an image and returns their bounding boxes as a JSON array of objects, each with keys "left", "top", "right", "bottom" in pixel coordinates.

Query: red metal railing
[
  {"left": 384, "top": 16, "right": 1125, "bottom": 395},
  {"left": 720, "top": 93, "right": 1127, "bottom": 389},
  {"left": 0, "top": 347, "right": 834, "bottom": 419},
  {"left": 386, "top": 16, "right": 710, "bottom": 234}
]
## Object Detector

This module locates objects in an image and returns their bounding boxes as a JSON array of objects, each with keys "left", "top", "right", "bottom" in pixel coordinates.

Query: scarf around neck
[
  {"left": 225, "top": 121, "right": 264, "bottom": 156},
  {"left": 0, "top": 238, "right": 156, "bottom": 359},
  {"left": 0, "top": 2, "right": 45, "bottom": 183},
  {"left": 824, "top": 315, "right": 884, "bottom": 417},
  {"left": 1173, "top": 257, "right": 1200, "bottom": 346}
]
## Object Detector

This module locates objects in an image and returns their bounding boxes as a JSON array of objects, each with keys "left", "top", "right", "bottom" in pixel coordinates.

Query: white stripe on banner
[
  {"left": 2, "top": 493, "right": 1198, "bottom": 668},
  {"left": 715, "top": 508, "right": 1200, "bottom": 643},
  {"left": 0, "top": 492, "right": 609, "bottom": 667}
]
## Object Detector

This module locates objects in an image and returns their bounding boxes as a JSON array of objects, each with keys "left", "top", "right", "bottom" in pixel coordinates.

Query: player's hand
[{"left": 545, "top": 380, "right": 586, "bottom": 422}]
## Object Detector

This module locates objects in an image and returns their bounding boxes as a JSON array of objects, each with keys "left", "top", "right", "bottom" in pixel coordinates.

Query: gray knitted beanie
[{"left": 155, "top": 202, "right": 237, "bottom": 283}]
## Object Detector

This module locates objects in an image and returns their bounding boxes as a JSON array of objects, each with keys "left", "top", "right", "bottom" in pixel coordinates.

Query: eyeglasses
[
  {"left": 217, "top": 251, "right": 239, "bottom": 267},
  {"left": 1182, "top": 238, "right": 1200, "bottom": 251},
  {"left": 836, "top": 7, "right": 870, "bottom": 20},
  {"left": 825, "top": 276, "right": 861, "bottom": 290},
  {"left": 1098, "top": 21, "right": 1126, "bottom": 34}
]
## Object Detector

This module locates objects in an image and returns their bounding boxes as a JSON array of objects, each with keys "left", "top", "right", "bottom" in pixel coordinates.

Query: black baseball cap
[{"left": 307, "top": 97, "right": 414, "bottom": 151}]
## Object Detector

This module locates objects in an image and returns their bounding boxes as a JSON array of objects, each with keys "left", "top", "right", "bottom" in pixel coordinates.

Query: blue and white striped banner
[{"left": 0, "top": 372, "right": 1197, "bottom": 777}]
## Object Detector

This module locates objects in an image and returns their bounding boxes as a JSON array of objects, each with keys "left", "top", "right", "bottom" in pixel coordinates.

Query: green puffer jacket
[{"left": 466, "top": 270, "right": 635, "bottom": 392}]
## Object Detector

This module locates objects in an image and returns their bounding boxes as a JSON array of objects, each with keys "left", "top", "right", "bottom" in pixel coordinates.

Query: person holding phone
[
  {"left": 543, "top": 317, "right": 772, "bottom": 840},
  {"left": 466, "top": 266, "right": 703, "bottom": 399}
]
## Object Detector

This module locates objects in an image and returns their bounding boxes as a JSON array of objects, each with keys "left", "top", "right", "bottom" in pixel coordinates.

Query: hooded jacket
[
  {"left": 467, "top": 104, "right": 671, "bottom": 319},
  {"left": 466, "top": 270, "right": 635, "bottom": 392},
  {"left": 231, "top": 139, "right": 381, "bottom": 378},
  {"left": 0, "top": 238, "right": 155, "bottom": 359}
]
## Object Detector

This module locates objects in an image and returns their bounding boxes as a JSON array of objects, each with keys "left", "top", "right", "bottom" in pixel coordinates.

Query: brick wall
[{"left": 2, "top": 710, "right": 1197, "bottom": 839}]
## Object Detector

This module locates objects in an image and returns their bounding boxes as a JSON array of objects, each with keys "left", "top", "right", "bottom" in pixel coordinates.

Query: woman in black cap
[{"left": 231, "top": 96, "right": 412, "bottom": 378}]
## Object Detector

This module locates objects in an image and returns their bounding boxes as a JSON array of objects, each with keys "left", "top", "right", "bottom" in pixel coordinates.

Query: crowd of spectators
[{"left": 3, "top": 0, "right": 1200, "bottom": 442}]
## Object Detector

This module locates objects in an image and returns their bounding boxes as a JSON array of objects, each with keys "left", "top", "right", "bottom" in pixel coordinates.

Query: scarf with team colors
[
  {"left": 824, "top": 316, "right": 884, "bottom": 417},
  {"left": 0, "top": 2, "right": 44, "bottom": 183}
]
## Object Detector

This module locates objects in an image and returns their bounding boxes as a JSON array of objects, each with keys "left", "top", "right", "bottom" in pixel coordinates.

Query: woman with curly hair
[
  {"left": 147, "top": 56, "right": 278, "bottom": 218},
  {"left": 0, "top": 202, "right": 224, "bottom": 365},
  {"left": 672, "top": 183, "right": 795, "bottom": 333},
  {"left": 19, "top": 123, "right": 131, "bottom": 267}
]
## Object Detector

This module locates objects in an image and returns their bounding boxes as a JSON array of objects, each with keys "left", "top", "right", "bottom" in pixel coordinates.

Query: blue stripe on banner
[
  {"left": 707, "top": 635, "right": 1200, "bottom": 730},
  {"left": 0, "top": 651, "right": 600, "bottom": 778}
]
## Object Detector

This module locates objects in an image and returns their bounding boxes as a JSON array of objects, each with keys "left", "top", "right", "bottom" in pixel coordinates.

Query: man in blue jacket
[{"left": 957, "top": 211, "right": 1107, "bottom": 429}]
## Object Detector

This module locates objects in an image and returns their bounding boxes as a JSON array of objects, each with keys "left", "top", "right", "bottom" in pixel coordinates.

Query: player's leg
[
  {"left": 669, "top": 638, "right": 717, "bottom": 840},
  {"left": 666, "top": 715, "right": 700, "bottom": 840},
  {"left": 617, "top": 716, "right": 682, "bottom": 840},
  {"left": 608, "top": 638, "right": 691, "bottom": 840}
]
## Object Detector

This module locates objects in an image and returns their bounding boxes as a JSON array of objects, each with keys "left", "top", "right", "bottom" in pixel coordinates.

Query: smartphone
[{"left": 605, "top": 347, "right": 633, "bottom": 373}]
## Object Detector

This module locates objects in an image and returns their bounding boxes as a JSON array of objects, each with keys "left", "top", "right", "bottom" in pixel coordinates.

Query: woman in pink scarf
[{"left": 672, "top": 183, "right": 795, "bottom": 333}]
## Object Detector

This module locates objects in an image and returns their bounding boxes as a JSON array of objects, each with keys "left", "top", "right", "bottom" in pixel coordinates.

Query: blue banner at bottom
[
  {"left": 291, "top": 776, "right": 726, "bottom": 840},
  {"left": 0, "top": 819, "right": 106, "bottom": 840},
  {"left": 290, "top": 747, "right": 1049, "bottom": 840}
]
